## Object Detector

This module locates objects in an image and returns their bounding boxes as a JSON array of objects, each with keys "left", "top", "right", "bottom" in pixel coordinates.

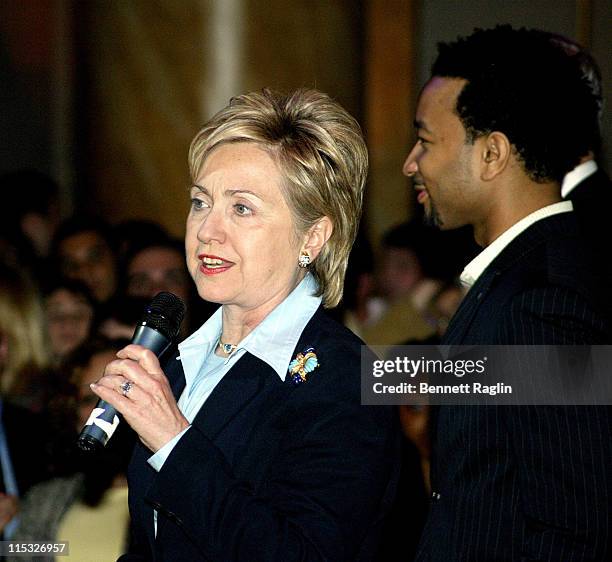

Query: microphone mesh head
[{"left": 142, "top": 292, "right": 186, "bottom": 340}]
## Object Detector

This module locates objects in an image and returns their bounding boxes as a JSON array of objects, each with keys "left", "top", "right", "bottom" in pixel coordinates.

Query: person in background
[
  {"left": 0, "top": 262, "right": 52, "bottom": 413},
  {"left": 100, "top": 237, "right": 215, "bottom": 342},
  {"left": 123, "top": 237, "right": 191, "bottom": 304},
  {"left": 0, "top": 169, "right": 61, "bottom": 282},
  {"left": 91, "top": 88, "right": 399, "bottom": 561},
  {"left": 43, "top": 277, "right": 96, "bottom": 369},
  {"left": 360, "top": 219, "right": 473, "bottom": 345},
  {"left": 547, "top": 32, "right": 612, "bottom": 294},
  {"left": 123, "top": 237, "right": 216, "bottom": 336},
  {"left": 9, "top": 336, "right": 135, "bottom": 562},
  {"left": 0, "top": 262, "right": 53, "bottom": 537},
  {"left": 333, "top": 227, "right": 379, "bottom": 336},
  {"left": 113, "top": 219, "right": 170, "bottom": 266},
  {"left": 50, "top": 215, "right": 119, "bottom": 309}
]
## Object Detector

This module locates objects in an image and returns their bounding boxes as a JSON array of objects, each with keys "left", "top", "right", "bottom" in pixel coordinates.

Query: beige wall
[
  {"left": 364, "top": 0, "right": 417, "bottom": 250},
  {"left": 79, "top": 1, "right": 205, "bottom": 238},
  {"left": 79, "top": 0, "right": 365, "bottom": 239}
]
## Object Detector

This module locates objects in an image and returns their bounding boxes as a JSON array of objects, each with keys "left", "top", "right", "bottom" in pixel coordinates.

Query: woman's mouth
[{"left": 198, "top": 254, "right": 233, "bottom": 275}]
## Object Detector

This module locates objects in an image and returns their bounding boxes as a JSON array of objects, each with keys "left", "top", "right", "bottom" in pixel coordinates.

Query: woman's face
[
  {"left": 186, "top": 143, "right": 306, "bottom": 316},
  {"left": 46, "top": 288, "right": 94, "bottom": 359}
]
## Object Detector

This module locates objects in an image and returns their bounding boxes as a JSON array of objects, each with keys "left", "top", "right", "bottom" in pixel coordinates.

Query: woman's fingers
[{"left": 90, "top": 344, "right": 189, "bottom": 453}]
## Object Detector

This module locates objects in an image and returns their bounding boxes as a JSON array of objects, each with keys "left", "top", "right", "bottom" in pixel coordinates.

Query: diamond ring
[{"left": 121, "top": 380, "right": 134, "bottom": 397}]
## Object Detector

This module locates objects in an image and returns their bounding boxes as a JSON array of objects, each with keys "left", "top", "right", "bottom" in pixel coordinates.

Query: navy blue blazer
[
  {"left": 416, "top": 212, "right": 612, "bottom": 561},
  {"left": 119, "top": 308, "right": 400, "bottom": 561}
]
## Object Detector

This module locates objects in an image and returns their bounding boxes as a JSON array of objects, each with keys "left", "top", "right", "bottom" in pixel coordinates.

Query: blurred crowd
[{"left": 0, "top": 169, "right": 217, "bottom": 559}]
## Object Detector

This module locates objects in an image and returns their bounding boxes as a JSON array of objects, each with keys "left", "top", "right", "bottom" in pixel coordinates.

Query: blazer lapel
[
  {"left": 443, "top": 271, "right": 497, "bottom": 344},
  {"left": 191, "top": 353, "right": 278, "bottom": 441},
  {"left": 163, "top": 353, "right": 187, "bottom": 400},
  {"left": 443, "top": 213, "right": 574, "bottom": 345}
]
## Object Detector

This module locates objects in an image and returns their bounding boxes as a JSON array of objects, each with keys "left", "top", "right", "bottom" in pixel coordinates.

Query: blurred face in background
[
  {"left": 59, "top": 231, "right": 117, "bottom": 303},
  {"left": 378, "top": 247, "right": 423, "bottom": 301},
  {"left": 46, "top": 288, "right": 94, "bottom": 362},
  {"left": 126, "top": 246, "right": 191, "bottom": 303}
]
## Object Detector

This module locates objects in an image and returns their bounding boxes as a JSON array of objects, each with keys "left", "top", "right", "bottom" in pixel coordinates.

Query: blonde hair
[
  {"left": 0, "top": 263, "right": 49, "bottom": 395},
  {"left": 189, "top": 88, "right": 368, "bottom": 308}
]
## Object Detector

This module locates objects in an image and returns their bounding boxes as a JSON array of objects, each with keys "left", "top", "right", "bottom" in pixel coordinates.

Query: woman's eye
[
  {"left": 234, "top": 203, "right": 252, "bottom": 216},
  {"left": 190, "top": 198, "right": 208, "bottom": 211}
]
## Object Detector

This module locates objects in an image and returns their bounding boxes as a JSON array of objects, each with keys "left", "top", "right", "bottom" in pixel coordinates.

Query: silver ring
[{"left": 121, "top": 380, "right": 134, "bottom": 397}]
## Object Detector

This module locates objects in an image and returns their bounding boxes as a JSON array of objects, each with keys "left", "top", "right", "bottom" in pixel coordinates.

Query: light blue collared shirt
[{"left": 148, "top": 273, "right": 322, "bottom": 471}]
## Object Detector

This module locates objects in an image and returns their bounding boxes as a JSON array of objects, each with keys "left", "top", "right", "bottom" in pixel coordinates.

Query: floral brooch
[{"left": 288, "top": 346, "right": 319, "bottom": 386}]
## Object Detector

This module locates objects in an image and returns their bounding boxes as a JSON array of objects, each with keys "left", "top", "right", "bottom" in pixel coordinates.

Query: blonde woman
[
  {"left": 93, "top": 89, "right": 399, "bottom": 561},
  {"left": 0, "top": 262, "right": 52, "bottom": 535}
]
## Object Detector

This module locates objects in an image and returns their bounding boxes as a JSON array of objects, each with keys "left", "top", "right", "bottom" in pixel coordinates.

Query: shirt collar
[
  {"left": 460, "top": 201, "right": 574, "bottom": 289},
  {"left": 178, "top": 274, "right": 321, "bottom": 381},
  {"left": 561, "top": 160, "right": 598, "bottom": 198},
  {"left": 177, "top": 306, "right": 224, "bottom": 383}
]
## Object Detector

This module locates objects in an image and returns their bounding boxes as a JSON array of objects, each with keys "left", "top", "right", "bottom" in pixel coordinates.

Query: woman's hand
[{"left": 91, "top": 344, "right": 189, "bottom": 453}]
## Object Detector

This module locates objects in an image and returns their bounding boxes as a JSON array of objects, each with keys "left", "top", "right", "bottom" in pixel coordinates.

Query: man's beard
[{"left": 424, "top": 197, "right": 443, "bottom": 228}]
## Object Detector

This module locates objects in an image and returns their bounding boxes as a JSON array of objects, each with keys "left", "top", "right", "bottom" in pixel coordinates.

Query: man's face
[
  {"left": 59, "top": 231, "right": 117, "bottom": 303},
  {"left": 403, "top": 77, "right": 483, "bottom": 230},
  {"left": 127, "top": 247, "right": 191, "bottom": 303}
]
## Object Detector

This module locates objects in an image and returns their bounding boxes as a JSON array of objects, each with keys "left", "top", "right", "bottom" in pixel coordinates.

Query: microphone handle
[{"left": 77, "top": 324, "right": 173, "bottom": 451}]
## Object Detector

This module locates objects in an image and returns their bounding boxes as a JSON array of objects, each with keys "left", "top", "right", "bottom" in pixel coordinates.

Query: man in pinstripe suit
[{"left": 403, "top": 26, "right": 611, "bottom": 561}]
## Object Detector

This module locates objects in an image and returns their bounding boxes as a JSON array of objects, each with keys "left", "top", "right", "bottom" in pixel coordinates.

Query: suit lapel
[
  {"left": 443, "top": 213, "right": 575, "bottom": 345},
  {"left": 163, "top": 354, "right": 187, "bottom": 400},
  {"left": 191, "top": 353, "right": 279, "bottom": 441},
  {"left": 443, "top": 271, "right": 497, "bottom": 344}
]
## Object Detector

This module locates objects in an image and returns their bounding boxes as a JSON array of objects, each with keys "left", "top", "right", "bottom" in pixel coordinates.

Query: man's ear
[
  {"left": 302, "top": 216, "right": 333, "bottom": 261},
  {"left": 480, "top": 132, "right": 511, "bottom": 181}
]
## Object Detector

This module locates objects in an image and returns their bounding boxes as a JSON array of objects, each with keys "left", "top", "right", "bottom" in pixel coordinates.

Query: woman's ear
[
  {"left": 302, "top": 216, "right": 333, "bottom": 261},
  {"left": 480, "top": 131, "right": 511, "bottom": 181}
]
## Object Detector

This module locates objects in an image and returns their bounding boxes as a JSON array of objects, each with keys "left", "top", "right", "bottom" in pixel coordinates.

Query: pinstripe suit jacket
[{"left": 416, "top": 212, "right": 612, "bottom": 561}]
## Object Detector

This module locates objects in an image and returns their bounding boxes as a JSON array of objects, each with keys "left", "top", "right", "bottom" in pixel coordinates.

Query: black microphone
[{"left": 77, "top": 291, "right": 186, "bottom": 452}]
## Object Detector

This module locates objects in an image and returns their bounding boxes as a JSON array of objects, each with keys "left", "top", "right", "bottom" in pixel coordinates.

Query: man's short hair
[{"left": 431, "top": 25, "right": 601, "bottom": 183}]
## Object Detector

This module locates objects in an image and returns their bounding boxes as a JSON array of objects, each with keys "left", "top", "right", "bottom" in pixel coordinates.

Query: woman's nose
[{"left": 197, "top": 206, "right": 226, "bottom": 245}]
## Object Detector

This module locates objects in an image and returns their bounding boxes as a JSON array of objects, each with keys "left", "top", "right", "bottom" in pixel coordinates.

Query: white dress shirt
[
  {"left": 460, "top": 201, "right": 574, "bottom": 289},
  {"left": 561, "top": 160, "right": 598, "bottom": 198}
]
